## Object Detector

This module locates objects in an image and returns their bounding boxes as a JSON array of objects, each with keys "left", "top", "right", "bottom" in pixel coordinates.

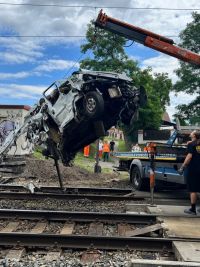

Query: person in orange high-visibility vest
[
  {"left": 102, "top": 140, "right": 110, "bottom": 162},
  {"left": 143, "top": 142, "right": 151, "bottom": 152},
  {"left": 84, "top": 145, "right": 90, "bottom": 157}
]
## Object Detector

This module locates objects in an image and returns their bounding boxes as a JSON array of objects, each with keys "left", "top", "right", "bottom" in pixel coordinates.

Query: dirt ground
[{"left": 15, "top": 156, "right": 130, "bottom": 188}]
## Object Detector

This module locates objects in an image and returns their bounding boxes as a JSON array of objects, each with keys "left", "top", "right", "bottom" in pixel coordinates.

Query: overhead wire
[
  {"left": 0, "top": 2, "right": 192, "bottom": 39},
  {"left": 0, "top": 1, "right": 187, "bottom": 70},
  {"left": 0, "top": 2, "right": 199, "bottom": 10},
  {"left": 0, "top": 35, "right": 179, "bottom": 38},
  {"left": 0, "top": 35, "right": 86, "bottom": 38},
  {"left": 63, "top": 53, "right": 85, "bottom": 78}
]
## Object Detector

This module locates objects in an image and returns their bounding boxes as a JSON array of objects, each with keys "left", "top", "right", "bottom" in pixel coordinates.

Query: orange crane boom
[{"left": 95, "top": 10, "right": 200, "bottom": 66}]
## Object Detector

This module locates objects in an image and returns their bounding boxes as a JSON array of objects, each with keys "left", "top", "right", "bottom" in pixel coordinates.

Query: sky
[{"left": 0, "top": 0, "right": 199, "bottom": 120}]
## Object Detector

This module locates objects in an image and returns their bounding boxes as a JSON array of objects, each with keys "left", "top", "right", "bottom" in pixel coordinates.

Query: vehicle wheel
[
  {"left": 83, "top": 91, "right": 104, "bottom": 119},
  {"left": 130, "top": 166, "right": 147, "bottom": 191}
]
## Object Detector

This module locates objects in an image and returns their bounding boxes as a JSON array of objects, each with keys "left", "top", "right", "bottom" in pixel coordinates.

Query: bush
[{"left": 118, "top": 140, "right": 128, "bottom": 152}]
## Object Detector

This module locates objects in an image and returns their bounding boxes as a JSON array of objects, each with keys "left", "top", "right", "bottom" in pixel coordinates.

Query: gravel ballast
[{"left": 0, "top": 250, "right": 174, "bottom": 267}]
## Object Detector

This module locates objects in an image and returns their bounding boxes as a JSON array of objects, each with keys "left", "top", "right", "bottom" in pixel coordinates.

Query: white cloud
[
  {"left": 0, "top": 83, "right": 46, "bottom": 100},
  {"left": 0, "top": 1, "right": 94, "bottom": 42},
  {"left": 0, "top": 38, "right": 44, "bottom": 64},
  {"left": 0, "top": 0, "right": 197, "bottom": 67},
  {"left": 129, "top": 54, "right": 141, "bottom": 62},
  {"left": 0, "top": 1, "right": 197, "bottom": 45},
  {"left": 34, "top": 59, "right": 78, "bottom": 72},
  {"left": 0, "top": 59, "right": 77, "bottom": 80},
  {"left": 141, "top": 54, "right": 180, "bottom": 83},
  {"left": 0, "top": 71, "right": 30, "bottom": 79},
  {"left": 0, "top": 52, "right": 31, "bottom": 64},
  {"left": 166, "top": 92, "right": 197, "bottom": 120},
  {"left": 122, "top": 0, "right": 196, "bottom": 37}
]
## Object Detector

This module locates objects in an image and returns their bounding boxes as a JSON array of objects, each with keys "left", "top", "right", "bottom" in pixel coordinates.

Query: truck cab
[{"left": 115, "top": 131, "right": 188, "bottom": 190}]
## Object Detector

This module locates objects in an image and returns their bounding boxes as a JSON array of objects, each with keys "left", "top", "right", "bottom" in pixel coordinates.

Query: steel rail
[
  {"left": 0, "top": 191, "right": 143, "bottom": 201},
  {"left": 0, "top": 184, "right": 133, "bottom": 195},
  {"left": 0, "top": 208, "right": 199, "bottom": 222},
  {"left": 0, "top": 209, "right": 157, "bottom": 223},
  {"left": 0, "top": 192, "right": 189, "bottom": 205},
  {"left": 0, "top": 232, "right": 200, "bottom": 251},
  {"left": 0, "top": 233, "right": 173, "bottom": 251},
  {"left": 0, "top": 184, "right": 188, "bottom": 198},
  {"left": 0, "top": 184, "right": 189, "bottom": 203}
]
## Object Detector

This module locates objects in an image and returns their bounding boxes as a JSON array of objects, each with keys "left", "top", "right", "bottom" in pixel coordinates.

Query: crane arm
[{"left": 95, "top": 10, "right": 200, "bottom": 66}]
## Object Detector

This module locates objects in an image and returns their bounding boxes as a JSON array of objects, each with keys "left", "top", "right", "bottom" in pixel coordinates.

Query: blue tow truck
[{"left": 114, "top": 131, "right": 188, "bottom": 190}]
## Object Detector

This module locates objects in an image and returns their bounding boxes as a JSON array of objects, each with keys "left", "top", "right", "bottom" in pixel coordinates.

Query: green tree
[
  {"left": 80, "top": 22, "right": 172, "bottom": 142},
  {"left": 126, "top": 69, "right": 172, "bottom": 142},
  {"left": 80, "top": 22, "right": 139, "bottom": 74},
  {"left": 174, "top": 96, "right": 200, "bottom": 125},
  {"left": 174, "top": 12, "right": 200, "bottom": 124}
]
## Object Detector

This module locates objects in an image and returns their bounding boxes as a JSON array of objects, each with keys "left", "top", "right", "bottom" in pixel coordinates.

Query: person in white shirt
[
  {"left": 99, "top": 140, "right": 103, "bottom": 159},
  {"left": 132, "top": 143, "right": 141, "bottom": 152}
]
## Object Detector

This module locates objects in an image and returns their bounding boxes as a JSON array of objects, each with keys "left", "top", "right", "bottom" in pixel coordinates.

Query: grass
[
  {"left": 74, "top": 152, "right": 117, "bottom": 174},
  {"left": 32, "top": 143, "right": 120, "bottom": 175},
  {"left": 117, "top": 140, "right": 128, "bottom": 152},
  {"left": 33, "top": 150, "right": 45, "bottom": 160},
  {"left": 74, "top": 152, "right": 95, "bottom": 172}
]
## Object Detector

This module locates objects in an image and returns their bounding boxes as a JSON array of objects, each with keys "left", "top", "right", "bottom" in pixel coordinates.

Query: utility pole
[
  {"left": 147, "top": 142, "right": 157, "bottom": 206},
  {"left": 94, "top": 139, "right": 101, "bottom": 173}
]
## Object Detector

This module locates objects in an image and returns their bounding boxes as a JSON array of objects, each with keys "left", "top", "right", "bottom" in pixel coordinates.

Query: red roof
[{"left": 0, "top": 105, "right": 31, "bottom": 111}]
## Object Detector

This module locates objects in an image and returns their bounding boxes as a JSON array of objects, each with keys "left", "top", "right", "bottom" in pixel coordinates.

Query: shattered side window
[
  {"left": 44, "top": 83, "right": 59, "bottom": 105},
  {"left": 59, "top": 80, "right": 72, "bottom": 94},
  {"left": 44, "top": 83, "right": 58, "bottom": 97}
]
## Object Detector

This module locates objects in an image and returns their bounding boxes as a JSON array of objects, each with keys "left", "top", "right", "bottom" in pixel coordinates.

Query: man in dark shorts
[
  {"left": 179, "top": 130, "right": 200, "bottom": 215},
  {"left": 109, "top": 140, "right": 115, "bottom": 156}
]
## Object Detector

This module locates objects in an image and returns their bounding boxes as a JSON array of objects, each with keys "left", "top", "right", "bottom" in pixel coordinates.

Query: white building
[{"left": 108, "top": 126, "right": 124, "bottom": 140}]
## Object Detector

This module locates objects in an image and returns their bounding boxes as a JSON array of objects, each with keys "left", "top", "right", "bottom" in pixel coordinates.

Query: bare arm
[
  {"left": 182, "top": 153, "right": 193, "bottom": 168},
  {"left": 178, "top": 153, "right": 192, "bottom": 175}
]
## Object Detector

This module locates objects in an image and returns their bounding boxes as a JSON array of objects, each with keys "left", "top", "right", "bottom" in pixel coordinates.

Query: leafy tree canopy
[
  {"left": 174, "top": 12, "right": 200, "bottom": 124},
  {"left": 80, "top": 22, "right": 139, "bottom": 74}
]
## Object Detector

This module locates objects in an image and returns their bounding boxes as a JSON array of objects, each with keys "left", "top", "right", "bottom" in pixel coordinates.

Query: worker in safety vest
[
  {"left": 143, "top": 142, "right": 151, "bottom": 152},
  {"left": 83, "top": 145, "right": 90, "bottom": 157},
  {"left": 102, "top": 140, "right": 110, "bottom": 162}
]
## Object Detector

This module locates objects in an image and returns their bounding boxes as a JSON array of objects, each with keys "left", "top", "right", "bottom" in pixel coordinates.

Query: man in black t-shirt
[
  {"left": 179, "top": 130, "right": 200, "bottom": 215},
  {"left": 109, "top": 140, "right": 115, "bottom": 156}
]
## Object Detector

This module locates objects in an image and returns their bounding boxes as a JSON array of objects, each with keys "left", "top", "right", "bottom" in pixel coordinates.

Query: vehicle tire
[
  {"left": 130, "top": 166, "right": 147, "bottom": 191},
  {"left": 83, "top": 91, "right": 104, "bottom": 119}
]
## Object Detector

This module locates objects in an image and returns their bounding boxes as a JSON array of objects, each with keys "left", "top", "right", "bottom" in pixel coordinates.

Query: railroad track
[
  {"left": 0, "top": 184, "right": 189, "bottom": 204},
  {"left": 0, "top": 209, "right": 199, "bottom": 251},
  {"left": 0, "top": 184, "right": 143, "bottom": 201},
  {"left": 0, "top": 184, "right": 133, "bottom": 195}
]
